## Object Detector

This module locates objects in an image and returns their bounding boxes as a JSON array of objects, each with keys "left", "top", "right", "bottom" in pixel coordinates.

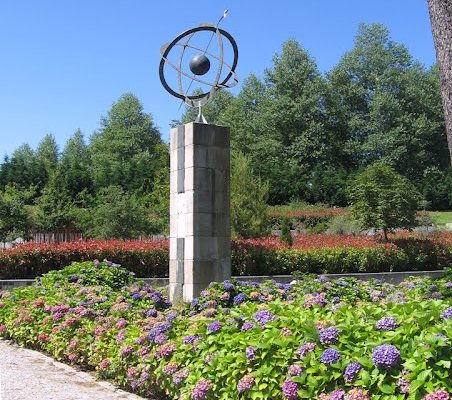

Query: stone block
[
  {"left": 169, "top": 283, "right": 183, "bottom": 302},
  {"left": 185, "top": 123, "right": 230, "bottom": 148}
]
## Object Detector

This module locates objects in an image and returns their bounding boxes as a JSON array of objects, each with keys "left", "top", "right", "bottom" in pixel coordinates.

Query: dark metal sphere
[{"left": 189, "top": 54, "right": 211, "bottom": 76}]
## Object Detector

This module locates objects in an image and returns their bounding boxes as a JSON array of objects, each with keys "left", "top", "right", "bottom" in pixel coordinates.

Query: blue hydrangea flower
[
  {"left": 319, "top": 327, "right": 339, "bottom": 344},
  {"left": 233, "top": 293, "right": 247, "bottom": 305},
  {"left": 376, "top": 317, "right": 397, "bottom": 331},
  {"left": 253, "top": 310, "right": 276, "bottom": 327},
  {"left": 320, "top": 348, "right": 340, "bottom": 364},
  {"left": 241, "top": 321, "right": 255, "bottom": 331},
  {"left": 245, "top": 346, "right": 255, "bottom": 361},
  {"left": 372, "top": 344, "right": 400, "bottom": 369},
  {"left": 441, "top": 307, "right": 452, "bottom": 320},
  {"left": 223, "top": 280, "right": 234, "bottom": 291},
  {"left": 207, "top": 321, "right": 222, "bottom": 333},
  {"left": 343, "top": 362, "right": 362, "bottom": 382}
]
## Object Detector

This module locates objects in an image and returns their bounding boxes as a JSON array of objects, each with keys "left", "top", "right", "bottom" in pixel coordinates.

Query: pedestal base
[{"left": 169, "top": 123, "right": 231, "bottom": 302}]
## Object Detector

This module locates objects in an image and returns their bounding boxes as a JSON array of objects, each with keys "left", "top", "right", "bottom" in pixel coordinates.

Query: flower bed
[
  {"left": 0, "top": 234, "right": 450, "bottom": 280},
  {"left": 0, "top": 261, "right": 451, "bottom": 399}
]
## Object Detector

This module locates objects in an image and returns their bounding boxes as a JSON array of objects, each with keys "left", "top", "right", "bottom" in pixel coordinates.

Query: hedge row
[
  {"left": 0, "top": 236, "right": 450, "bottom": 280},
  {"left": 0, "top": 240, "right": 168, "bottom": 279}
]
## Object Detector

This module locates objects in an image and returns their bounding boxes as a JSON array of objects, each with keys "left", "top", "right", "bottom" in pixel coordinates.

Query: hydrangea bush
[{"left": 0, "top": 261, "right": 451, "bottom": 399}]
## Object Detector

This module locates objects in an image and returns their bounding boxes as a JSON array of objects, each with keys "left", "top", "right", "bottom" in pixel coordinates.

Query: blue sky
[{"left": 0, "top": 0, "right": 436, "bottom": 157}]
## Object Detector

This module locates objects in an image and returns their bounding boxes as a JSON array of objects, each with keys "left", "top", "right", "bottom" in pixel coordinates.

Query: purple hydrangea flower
[
  {"left": 332, "top": 296, "right": 340, "bottom": 303},
  {"left": 162, "top": 362, "right": 178, "bottom": 375},
  {"left": 444, "top": 282, "right": 452, "bottom": 289},
  {"left": 397, "top": 376, "right": 410, "bottom": 394},
  {"left": 288, "top": 364, "right": 303, "bottom": 376},
  {"left": 376, "top": 317, "right": 397, "bottom": 331},
  {"left": 320, "top": 348, "right": 340, "bottom": 365},
  {"left": 148, "top": 322, "right": 172, "bottom": 341},
  {"left": 253, "top": 310, "right": 276, "bottom": 327},
  {"left": 296, "top": 342, "right": 316, "bottom": 358},
  {"left": 237, "top": 374, "right": 255, "bottom": 392},
  {"left": 147, "top": 308, "right": 158, "bottom": 317},
  {"left": 191, "top": 378, "right": 213, "bottom": 400},
  {"left": 246, "top": 346, "right": 255, "bottom": 361},
  {"left": 241, "top": 321, "right": 255, "bottom": 331},
  {"left": 154, "top": 333, "right": 168, "bottom": 345},
  {"left": 131, "top": 293, "right": 141, "bottom": 301},
  {"left": 441, "top": 307, "right": 452, "bottom": 320},
  {"left": 207, "top": 321, "right": 222, "bottom": 333},
  {"left": 233, "top": 293, "right": 247, "bottom": 305},
  {"left": 191, "top": 298, "right": 199, "bottom": 308},
  {"left": 223, "top": 280, "right": 234, "bottom": 291},
  {"left": 120, "top": 346, "right": 133, "bottom": 357},
  {"left": 319, "top": 327, "right": 339, "bottom": 344},
  {"left": 173, "top": 367, "right": 189, "bottom": 385},
  {"left": 423, "top": 390, "right": 450, "bottom": 400},
  {"left": 329, "top": 390, "right": 345, "bottom": 400},
  {"left": 344, "top": 362, "right": 362, "bottom": 382},
  {"left": 183, "top": 335, "right": 200, "bottom": 345},
  {"left": 372, "top": 344, "right": 401, "bottom": 369},
  {"left": 166, "top": 311, "right": 178, "bottom": 321},
  {"left": 282, "top": 379, "right": 298, "bottom": 399}
]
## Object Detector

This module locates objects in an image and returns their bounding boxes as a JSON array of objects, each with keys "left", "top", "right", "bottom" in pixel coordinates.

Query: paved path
[{"left": 0, "top": 339, "right": 146, "bottom": 400}]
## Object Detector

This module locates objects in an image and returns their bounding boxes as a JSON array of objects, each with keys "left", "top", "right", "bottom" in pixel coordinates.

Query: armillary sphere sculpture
[{"left": 159, "top": 11, "right": 239, "bottom": 123}]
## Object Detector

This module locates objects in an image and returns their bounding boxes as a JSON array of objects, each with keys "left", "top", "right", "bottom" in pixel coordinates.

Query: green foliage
[
  {"left": 429, "top": 211, "right": 452, "bottom": 227},
  {"left": 349, "top": 163, "right": 420, "bottom": 239},
  {"left": 34, "top": 172, "right": 73, "bottom": 231},
  {"left": 280, "top": 218, "right": 293, "bottom": 246},
  {"left": 0, "top": 185, "right": 34, "bottom": 241},
  {"left": 59, "top": 130, "right": 93, "bottom": 200},
  {"left": 327, "top": 24, "right": 449, "bottom": 180},
  {"left": 39, "top": 260, "right": 135, "bottom": 290},
  {"left": 231, "top": 152, "right": 269, "bottom": 238},
  {"left": 82, "top": 185, "right": 151, "bottom": 239},
  {"left": 0, "top": 144, "right": 43, "bottom": 191},
  {"left": 147, "top": 144, "right": 170, "bottom": 234},
  {"left": 90, "top": 93, "right": 163, "bottom": 193},
  {"left": 327, "top": 214, "right": 363, "bottom": 235},
  {"left": 421, "top": 167, "right": 452, "bottom": 210},
  {"left": 35, "top": 134, "right": 59, "bottom": 183}
]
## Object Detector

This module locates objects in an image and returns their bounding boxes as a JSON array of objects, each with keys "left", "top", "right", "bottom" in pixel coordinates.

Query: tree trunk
[{"left": 427, "top": 0, "right": 452, "bottom": 165}]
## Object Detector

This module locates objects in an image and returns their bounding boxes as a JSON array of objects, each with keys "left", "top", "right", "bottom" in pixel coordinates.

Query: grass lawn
[{"left": 429, "top": 211, "right": 452, "bottom": 226}]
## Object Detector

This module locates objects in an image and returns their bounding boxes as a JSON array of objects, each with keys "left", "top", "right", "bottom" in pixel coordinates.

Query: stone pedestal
[{"left": 169, "top": 122, "right": 231, "bottom": 302}]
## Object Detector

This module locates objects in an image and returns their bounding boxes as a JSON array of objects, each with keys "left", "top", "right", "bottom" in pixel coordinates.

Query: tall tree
[
  {"left": 328, "top": 23, "right": 449, "bottom": 181},
  {"left": 261, "top": 39, "right": 328, "bottom": 203},
  {"left": 35, "top": 172, "right": 73, "bottom": 231},
  {"left": 36, "top": 134, "right": 59, "bottom": 184},
  {"left": 427, "top": 0, "right": 452, "bottom": 164},
  {"left": 5, "top": 144, "right": 42, "bottom": 190},
  {"left": 90, "top": 93, "right": 164, "bottom": 193},
  {"left": 60, "top": 130, "right": 93, "bottom": 199},
  {"left": 230, "top": 152, "right": 269, "bottom": 238}
]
